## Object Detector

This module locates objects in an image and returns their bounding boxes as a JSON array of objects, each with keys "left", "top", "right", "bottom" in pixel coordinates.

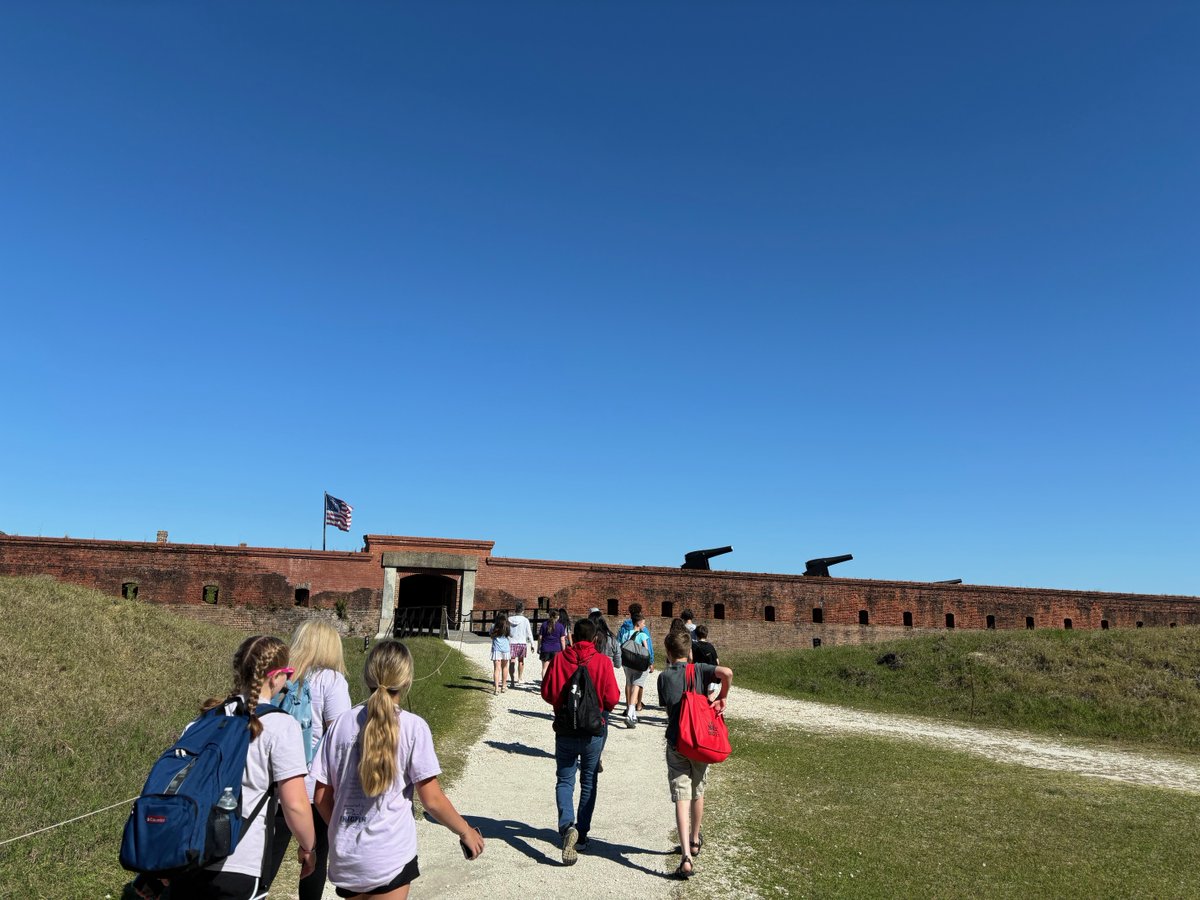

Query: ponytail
[{"left": 358, "top": 640, "right": 414, "bottom": 797}]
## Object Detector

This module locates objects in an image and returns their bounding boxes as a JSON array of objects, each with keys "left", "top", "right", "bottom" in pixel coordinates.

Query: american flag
[{"left": 324, "top": 493, "right": 353, "bottom": 531}]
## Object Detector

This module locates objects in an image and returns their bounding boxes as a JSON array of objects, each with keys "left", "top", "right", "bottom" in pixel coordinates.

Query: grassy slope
[
  {"left": 725, "top": 627, "right": 1200, "bottom": 752},
  {"left": 693, "top": 722, "right": 1200, "bottom": 899},
  {"left": 0, "top": 576, "right": 486, "bottom": 899}
]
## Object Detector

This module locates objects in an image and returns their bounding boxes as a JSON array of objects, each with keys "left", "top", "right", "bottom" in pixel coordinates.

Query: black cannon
[
  {"left": 803, "top": 554, "right": 853, "bottom": 577},
  {"left": 681, "top": 546, "right": 733, "bottom": 570},
  {"left": 934, "top": 578, "right": 963, "bottom": 585}
]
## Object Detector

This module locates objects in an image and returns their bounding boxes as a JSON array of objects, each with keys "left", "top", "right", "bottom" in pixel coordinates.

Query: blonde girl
[
  {"left": 169, "top": 635, "right": 316, "bottom": 900},
  {"left": 490, "top": 612, "right": 511, "bottom": 695},
  {"left": 266, "top": 620, "right": 352, "bottom": 899},
  {"left": 313, "top": 641, "right": 484, "bottom": 899}
]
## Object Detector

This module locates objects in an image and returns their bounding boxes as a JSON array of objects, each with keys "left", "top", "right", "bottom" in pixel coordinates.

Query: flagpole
[{"left": 322, "top": 492, "right": 327, "bottom": 551}]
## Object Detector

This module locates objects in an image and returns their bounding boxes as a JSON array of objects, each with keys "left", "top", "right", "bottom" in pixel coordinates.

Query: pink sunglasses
[{"left": 266, "top": 666, "right": 295, "bottom": 680}]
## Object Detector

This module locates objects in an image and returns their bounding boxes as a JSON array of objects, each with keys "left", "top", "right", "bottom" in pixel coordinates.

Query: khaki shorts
[{"left": 666, "top": 745, "right": 708, "bottom": 801}]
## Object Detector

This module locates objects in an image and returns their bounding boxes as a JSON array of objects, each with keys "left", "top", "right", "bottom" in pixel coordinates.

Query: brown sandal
[{"left": 672, "top": 857, "right": 694, "bottom": 879}]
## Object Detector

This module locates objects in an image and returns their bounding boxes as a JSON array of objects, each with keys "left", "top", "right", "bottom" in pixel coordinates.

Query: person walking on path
[
  {"left": 540, "top": 618, "right": 620, "bottom": 866},
  {"left": 538, "top": 609, "right": 567, "bottom": 680},
  {"left": 490, "top": 613, "right": 511, "bottom": 695},
  {"left": 506, "top": 601, "right": 536, "bottom": 687},
  {"left": 169, "top": 635, "right": 316, "bottom": 900},
  {"left": 313, "top": 640, "right": 484, "bottom": 899},
  {"left": 691, "top": 624, "right": 719, "bottom": 667},
  {"left": 617, "top": 610, "right": 654, "bottom": 727},
  {"left": 265, "top": 620, "right": 352, "bottom": 900},
  {"left": 656, "top": 631, "right": 733, "bottom": 880}
]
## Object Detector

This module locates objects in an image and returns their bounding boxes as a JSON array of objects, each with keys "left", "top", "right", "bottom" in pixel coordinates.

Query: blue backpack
[
  {"left": 119, "top": 700, "right": 283, "bottom": 877},
  {"left": 270, "top": 677, "right": 315, "bottom": 765}
]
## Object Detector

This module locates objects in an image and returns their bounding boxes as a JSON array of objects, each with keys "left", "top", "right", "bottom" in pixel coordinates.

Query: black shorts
[
  {"left": 335, "top": 855, "right": 420, "bottom": 897},
  {"left": 539, "top": 650, "right": 559, "bottom": 662}
]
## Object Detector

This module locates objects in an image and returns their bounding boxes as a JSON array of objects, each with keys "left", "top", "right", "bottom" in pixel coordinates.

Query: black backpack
[{"left": 554, "top": 661, "right": 605, "bottom": 737}]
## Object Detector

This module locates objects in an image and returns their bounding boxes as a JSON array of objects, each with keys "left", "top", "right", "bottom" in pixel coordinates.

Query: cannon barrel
[
  {"left": 934, "top": 578, "right": 963, "bottom": 585},
  {"left": 681, "top": 546, "right": 734, "bottom": 570},
  {"left": 803, "top": 554, "right": 854, "bottom": 577}
]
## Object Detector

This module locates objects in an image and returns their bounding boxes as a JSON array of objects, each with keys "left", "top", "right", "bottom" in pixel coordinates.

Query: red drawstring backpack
[{"left": 676, "top": 663, "right": 731, "bottom": 763}]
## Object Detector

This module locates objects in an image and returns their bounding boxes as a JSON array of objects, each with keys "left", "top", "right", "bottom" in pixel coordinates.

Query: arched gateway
[{"left": 378, "top": 550, "right": 478, "bottom": 638}]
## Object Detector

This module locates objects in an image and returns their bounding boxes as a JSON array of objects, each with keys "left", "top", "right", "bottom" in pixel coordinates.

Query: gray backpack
[{"left": 620, "top": 632, "right": 650, "bottom": 672}]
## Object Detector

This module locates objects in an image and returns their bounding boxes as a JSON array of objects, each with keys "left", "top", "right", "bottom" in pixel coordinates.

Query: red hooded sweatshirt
[{"left": 541, "top": 642, "right": 621, "bottom": 717}]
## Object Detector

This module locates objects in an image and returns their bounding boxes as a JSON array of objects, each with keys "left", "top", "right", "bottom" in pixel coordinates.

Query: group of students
[
  {"left": 135, "top": 602, "right": 728, "bottom": 897},
  {"left": 488, "top": 601, "right": 628, "bottom": 691},
  {"left": 148, "top": 622, "right": 482, "bottom": 900},
  {"left": 534, "top": 602, "right": 733, "bottom": 879}
]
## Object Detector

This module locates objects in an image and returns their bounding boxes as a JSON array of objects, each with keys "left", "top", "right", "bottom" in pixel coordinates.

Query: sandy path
[
  {"left": 319, "top": 638, "right": 1200, "bottom": 898},
  {"left": 405, "top": 637, "right": 680, "bottom": 899},
  {"left": 723, "top": 687, "right": 1200, "bottom": 793}
]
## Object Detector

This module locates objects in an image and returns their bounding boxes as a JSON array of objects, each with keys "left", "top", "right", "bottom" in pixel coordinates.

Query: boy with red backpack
[{"left": 656, "top": 630, "right": 732, "bottom": 880}]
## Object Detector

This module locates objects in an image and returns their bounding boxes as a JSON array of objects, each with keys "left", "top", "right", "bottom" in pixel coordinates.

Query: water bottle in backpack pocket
[{"left": 119, "top": 701, "right": 282, "bottom": 877}]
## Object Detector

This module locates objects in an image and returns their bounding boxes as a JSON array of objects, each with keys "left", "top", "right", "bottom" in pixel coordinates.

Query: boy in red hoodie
[{"left": 541, "top": 617, "right": 620, "bottom": 865}]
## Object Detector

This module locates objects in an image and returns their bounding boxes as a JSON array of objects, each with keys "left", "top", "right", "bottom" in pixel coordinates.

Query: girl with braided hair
[
  {"left": 169, "top": 635, "right": 316, "bottom": 900},
  {"left": 313, "top": 640, "right": 484, "bottom": 899}
]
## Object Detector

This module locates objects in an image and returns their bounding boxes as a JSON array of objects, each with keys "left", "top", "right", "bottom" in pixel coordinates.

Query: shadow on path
[
  {"left": 484, "top": 740, "right": 555, "bottom": 760},
  {"left": 509, "top": 708, "right": 554, "bottom": 722},
  {"left": 430, "top": 814, "right": 671, "bottom": 875}
]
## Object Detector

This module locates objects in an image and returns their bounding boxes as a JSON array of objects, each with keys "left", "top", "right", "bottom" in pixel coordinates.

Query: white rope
[{"left": 0, "top": 796, "right": 137, "bottom": 848}]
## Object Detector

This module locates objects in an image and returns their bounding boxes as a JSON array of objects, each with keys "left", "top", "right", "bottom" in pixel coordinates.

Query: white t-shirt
[
  {"left": 312, "top": 705, "right": 442, "bottom": 892},
  {"left": 304, "top": 667, "right": 352, "bottom": 801},
  {"left": 507, "top": 613, "right": 534, "bottom": 646},
  {"left": 194, "top": 700, "right": 308, "bottom": 878}
]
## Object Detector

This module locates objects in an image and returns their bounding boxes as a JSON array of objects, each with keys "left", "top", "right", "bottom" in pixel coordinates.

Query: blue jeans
[{"left": 554, "top": 726, "right": 608, "bottom": 837}]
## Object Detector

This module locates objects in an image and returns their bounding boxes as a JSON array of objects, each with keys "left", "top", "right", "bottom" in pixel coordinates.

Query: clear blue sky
[{"left": 2, "top": 3, "right": 1196, "bottom": 595}]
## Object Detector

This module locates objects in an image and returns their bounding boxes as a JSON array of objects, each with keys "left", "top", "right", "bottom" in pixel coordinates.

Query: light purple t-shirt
[
  {"left": 304, "top": 667, "right": 352, "bottom": 801},
  {"left": 311, "top": 705, "right": 441, "bottom": 892}
]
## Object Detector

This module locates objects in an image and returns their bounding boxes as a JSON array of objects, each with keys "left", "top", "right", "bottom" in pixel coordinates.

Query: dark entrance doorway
[{"left": 394, "top": 573, "right": 457, "bottom": 636}]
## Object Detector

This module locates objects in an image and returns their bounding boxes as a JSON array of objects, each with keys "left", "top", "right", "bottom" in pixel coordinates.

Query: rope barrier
[{"left": 0, "top": 796, "right": 137, "bottom": 848}]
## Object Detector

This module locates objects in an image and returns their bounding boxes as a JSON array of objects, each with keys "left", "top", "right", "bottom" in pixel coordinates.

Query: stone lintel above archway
[{"left": 378, "top": 551, "right": 479, "bottom": 636}]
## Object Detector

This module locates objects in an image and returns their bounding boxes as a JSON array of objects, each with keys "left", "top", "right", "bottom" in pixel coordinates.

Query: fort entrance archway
[{"left": 377, "top": 551, "right": 479, "bottom": 638}]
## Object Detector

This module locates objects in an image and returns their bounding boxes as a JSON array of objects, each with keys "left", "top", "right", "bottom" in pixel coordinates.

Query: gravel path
[{"left": 319, "top": 638, "right": 1200, "bottom": 898}]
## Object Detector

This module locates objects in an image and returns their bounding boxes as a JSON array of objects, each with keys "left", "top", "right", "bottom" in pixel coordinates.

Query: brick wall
[{"left": 4, "top": 533, "right": 1197, "bottom": 653}]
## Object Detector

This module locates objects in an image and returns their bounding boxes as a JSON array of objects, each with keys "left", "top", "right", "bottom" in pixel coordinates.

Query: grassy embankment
[
  {"left": 724, "top": 627, "right": 1200, "bottom": 752},
  {"left": 0, "top": 575, "right": 486, "bottom": 899},
  {"left": 685, "top": 629, "right": 1200, "bottom": 898}
]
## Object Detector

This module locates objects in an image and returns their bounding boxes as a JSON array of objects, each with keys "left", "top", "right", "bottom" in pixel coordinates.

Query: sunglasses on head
[{"left": 266, "top": 666, "right": 295, "bottom": 680}]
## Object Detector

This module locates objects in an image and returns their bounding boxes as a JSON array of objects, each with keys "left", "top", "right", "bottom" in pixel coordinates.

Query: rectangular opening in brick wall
[
  {"left": 1101, "top": 619, "right": 1109, "bottom": 630},
  {"left": 1026, "top": 616, "right": 1035, "bottom": 629},
  {"left": 714, "top": 603, "right": 725, "bottom": 620},
  {"left": 661, "top": 601, "right": 674, "bottom": 618},
  {"left": 122, "top": 582, "right": 138, "bottom": 601},
  {"left": 1136, "top": 621, "right": 1144, "bottom": 628},
  {"left": 945, "top": 613, "right": 955, "bottom": 629},
  {"left": 858, "top": 610, "right": 869, "bottom": 625},
  {"left": 813, "top": 607, "right": 823, "bottom": 624},
  {"left": 294, "top": 588, "right": 310, "bottom": 607},
  {"left": 812, "top": 637, "right": 822, "bottom": 648},
  {"left": 1171, "top": 622, "right": 1178, "bottom": 628},
  {"left": 607, "top": 598, "right": 618, "bottom": 616},
  {"left": 1063, "top": 618, "right": 1072, "bottom": 629},
  {"left": 986, "top": 614, "right": 996, "bottom": 629},
  {"left": 203, "top": 585, "right": 219, "bottom": 604},
  {"left": 764, "top": 605, "right": 775, "bottom": 622},
  {"left": 538, "top": 596, "right": 549, "bottom": 610},
  {"left": 903, "top": 611, "right": 912, "bottom": 627}
]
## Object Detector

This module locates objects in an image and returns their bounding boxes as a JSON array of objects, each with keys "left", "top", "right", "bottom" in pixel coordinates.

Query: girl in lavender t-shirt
[
  {"left": 313, "top": 640, "right": 484, "bottom": 897},
  {"left": 266, "top": 620, "right": 353, "bottom": 900}
]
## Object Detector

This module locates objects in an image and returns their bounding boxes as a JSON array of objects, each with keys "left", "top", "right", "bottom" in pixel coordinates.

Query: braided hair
[{"left": 202, "top": 635, "right": 289, "bottom": 740}]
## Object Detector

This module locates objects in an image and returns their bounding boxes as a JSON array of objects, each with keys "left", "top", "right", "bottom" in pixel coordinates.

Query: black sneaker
[
  {"left": 562, "top": 826, "right": 579, "bottom": 866},
  {"left": 577, "top": 836, "right": 590, "bottom": 851}
]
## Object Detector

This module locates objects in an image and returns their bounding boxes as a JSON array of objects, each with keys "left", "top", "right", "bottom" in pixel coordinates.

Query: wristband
[{"left": 299, "top": 846, "right": 315, "bottom": 854}]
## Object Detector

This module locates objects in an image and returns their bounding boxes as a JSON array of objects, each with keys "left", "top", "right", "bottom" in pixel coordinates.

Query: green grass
[
  {"left": 0, "top": 576, "right": 486, "bottom": 899},
  {"left": 725, "top": 627, "right": 1200, "bottom": 752},
  {"left": 692, "top": 721, "right": 1200, "bottom": 899}
]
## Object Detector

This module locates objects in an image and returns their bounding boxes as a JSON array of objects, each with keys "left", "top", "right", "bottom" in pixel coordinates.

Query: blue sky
[{"left": 1, "top": 3, "right": 1196, "bottom": 595}]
